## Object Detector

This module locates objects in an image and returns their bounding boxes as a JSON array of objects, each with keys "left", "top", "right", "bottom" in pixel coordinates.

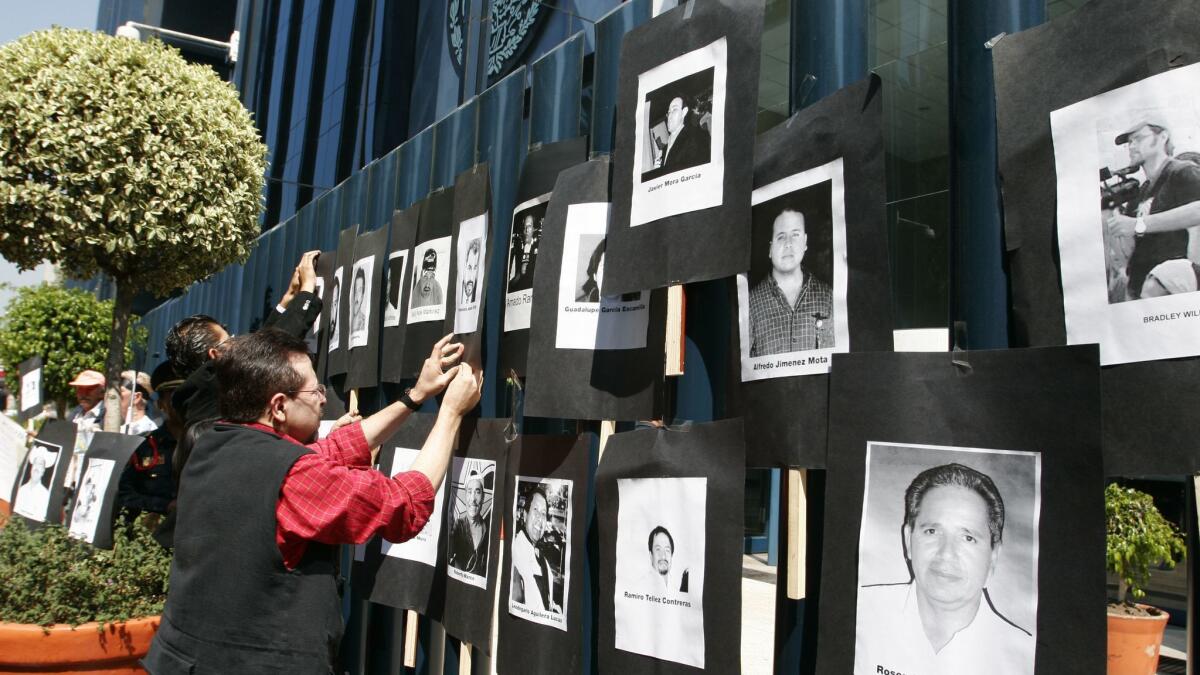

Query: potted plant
[
  {"left": 0, "top": 517, "right": 171, "bottom": 672},
  {"left": 1105, "top": 483, "right": 1187, "bottom": 675}
]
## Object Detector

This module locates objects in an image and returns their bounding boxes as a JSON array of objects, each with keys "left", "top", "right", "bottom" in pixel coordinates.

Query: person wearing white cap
[
  {"left": 1105, "top": 115, "right": 1200, "bottom": 299},
  {"left": 118, "top": 369, "right": 158, "bottom": 436},
  {"left": 1141, "top": 258, "right": 1200, "bottom": 298}
]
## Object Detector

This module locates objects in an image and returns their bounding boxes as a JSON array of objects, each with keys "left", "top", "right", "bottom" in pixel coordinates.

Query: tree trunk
[
  {"left": 1118, "top": 577, "right": 1128, "bottom": 605},
  {"left": 101, "top": 281, "right": 134, "bottom": 433}
]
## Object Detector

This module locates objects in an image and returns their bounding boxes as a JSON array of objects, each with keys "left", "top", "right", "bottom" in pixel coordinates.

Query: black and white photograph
[
  {"left": 306, "top": 276, "right": 324, "bottom": 353},
  {"left": 409, "top": 236, "right": 452, "bottom": 324},
  {"left": 327, "top": 267, "right": 343, "bottom": 353},
  {"left": 1052, "top": 62, "right": 1200, "bottom": 365},
  {"left": 738, "top": 158, "right": 849, "bottom": 381},
  {"left": 613, "top": 476, "right": 706, "bottom": 669},
  {"left": 508, "top": 476, "right": 572, "bottom": 631},
  {"left": 854, "top": 441, "right": 1040, "bottom": 675},
  {"left": 20, "top": 365, "right": 41, "bottom": 415},
  {"left": 348, "top": 255, "right": 374, "bottom": 349},
  {"left": 454, "top": 214, "right": 487, "bottom": 334},
  {"left": 446, "top": 456, "right": 495, "bottom": 589},
  {"left": 555, "top": 203, "right": 650, "bottom": 350},
  {"left": 503, "top": 195, "right": 550, "bottom": 332},
  {"left": 629, "top": 38, "right": 727, "bottom": 227},
  {"left": 12, "top": 439, "right": 61, "bottom": 522},
  {"left": 67, "top": 457, "right": 114, "bottom": 543},
  {"left": 382, "top": 446, "right": 445, "bottom": 567},
  {"left": 382, "top": 250, "right": 409, "bottom": 327}
]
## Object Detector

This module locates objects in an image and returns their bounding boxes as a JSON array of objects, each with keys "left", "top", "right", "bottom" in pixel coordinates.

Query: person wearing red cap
[
  {"left": 65, "top": 369, "right": 106, "bottom": 488},
  {"left": 1105, "top": 116, "right": 1200, "bottom": 299}
]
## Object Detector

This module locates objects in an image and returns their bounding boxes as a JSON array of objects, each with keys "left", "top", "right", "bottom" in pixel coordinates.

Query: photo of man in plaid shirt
[{"left": 748, "top": 208, "right": 834, "bottom": 356}]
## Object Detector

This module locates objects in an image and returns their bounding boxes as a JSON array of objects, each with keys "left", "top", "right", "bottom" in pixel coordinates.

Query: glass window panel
[{"left": 870, "top": 0, "right": 949, "bottom": 329}]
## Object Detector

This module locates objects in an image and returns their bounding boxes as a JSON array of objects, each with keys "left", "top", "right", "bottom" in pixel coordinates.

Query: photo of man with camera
[{"left": 1102, "top": 114, "right": 1200, "bottom": 302}]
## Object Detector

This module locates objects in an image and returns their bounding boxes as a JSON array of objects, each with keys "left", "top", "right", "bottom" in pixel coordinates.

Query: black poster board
[
  {"left": 816, "top": 347, "right": 1104, "bottom": 675},
  {"left": 344, "top": 227, "right": 388, "bottom": 391},
  {"left": 730, "top": 76, "right": 891, "bottom": 468},
  {"left": 354, "top": 414, "right": 448, "bottom": 619},
  {"left": 18, "top": 356, "right": 43, "bottom": 421},
  {"left": 66, "top": 431, "right": 141, "bottom": 548},
  {"left": 495, "top": 432, "right": 592, "bottom": 675},
  {"left": 326, "top": 225, "right": 360, "bottom": 377},
  {"left": 992, "top": 0, "right": 1200, "bottom": 475},
  {"left": 524, "top": 158, "right": 667, "bottom": 422},
  {"left": 402, "top": 189, "right": 456, "bottom": 378},
  {"left": 9, "top": 420, "right": 75, "bottom": 527},
  {"left": 314, "top": 248, "right": 337, "bottom": 376},
  {"left": 440, "top": 417, "right": 508, "bottom": 654},
  {"left": 596, "top": 419, "right": 745, "bottom": 674},
  {"left": 500, "top": 137, "right": 589, "bottom": 377},
  {"left": 381, "top": 205, "right": 420, "bottom": 383},
  {"left": 445, "top": 165, "right": 492, "bottom": 370},
  {"left": 604, "top": 0, "right": 764, "bottom": 295}
]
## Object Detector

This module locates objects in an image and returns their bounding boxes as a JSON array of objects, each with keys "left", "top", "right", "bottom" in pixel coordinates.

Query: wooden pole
[
  {"left": 598, "top": 420, "right": 616, "bottom": 462},
  {"left": 664, "top": 285, "right": 686, "bottom": 376},
  {"left": 1193, "top": 474, "right": 1200, "bottom": 527},
  {"left": 403, "top": 611, "right": 419, "bottom": 668},
  {"left": 786, "top": 469, "right": 808, "bottom": 600},
  {"left": 459, "top": 642, "right": 472, "bottom": 675}
]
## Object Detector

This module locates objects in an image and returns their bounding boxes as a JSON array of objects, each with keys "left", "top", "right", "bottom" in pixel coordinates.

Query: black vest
[{"left": 144, "top": 424, "right": 343, "bottom": 674}]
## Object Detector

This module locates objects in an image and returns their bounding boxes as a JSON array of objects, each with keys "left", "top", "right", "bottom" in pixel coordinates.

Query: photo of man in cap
[
  {"left": 1104, "top": 114, "right": 1200, "bottom": 301},
  {"left": 411, "top": 247, "right": 444, "bottom": 309}
]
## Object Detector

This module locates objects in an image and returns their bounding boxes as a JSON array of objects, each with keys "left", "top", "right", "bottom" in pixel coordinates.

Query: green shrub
[
  {"left": 1105, "top": 483, "right": 1186, "bottom": 603},
  {"left": 0, "top": 284, "right": 145, "bottom": 413},
  {"left": 0, "top": 518, "right": 170, "bottom": 627}
]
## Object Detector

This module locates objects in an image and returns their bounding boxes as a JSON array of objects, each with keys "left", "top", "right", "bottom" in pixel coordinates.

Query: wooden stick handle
[
  {"left": 459, "top": 641, "right": 472, "bottom": 675},
  {"left": 786, "top": 468, "right": 808, "bottom": 600},
  {"left": 665, "top": 285, "right": 686, "bottom": 376},
  {"left": 598, "top": 420, "right": 616, "bottom": 462},
  {"left": 403, "top": 610, "right": 419, "bottom": 668}
]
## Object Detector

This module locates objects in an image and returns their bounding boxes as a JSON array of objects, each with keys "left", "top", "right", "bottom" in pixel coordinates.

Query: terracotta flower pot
[
  {"left": 1107, "top": 606, "right": 1169, "bottom": 675},
  {"left": 0, "top": 615, "right": 160, "bottom": 674}
]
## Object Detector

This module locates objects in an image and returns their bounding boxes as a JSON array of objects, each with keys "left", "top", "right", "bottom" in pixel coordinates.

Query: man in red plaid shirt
[{"left": 145, "top": 330, "right": 480, "bottom": 674}]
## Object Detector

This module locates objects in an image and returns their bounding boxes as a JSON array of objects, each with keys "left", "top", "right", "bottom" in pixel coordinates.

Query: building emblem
[{"left": 448, "top": 0, "right": 547, "bottom": 82}]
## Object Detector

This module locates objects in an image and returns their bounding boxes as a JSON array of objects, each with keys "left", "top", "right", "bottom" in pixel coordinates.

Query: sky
[{"left": 0, "top": 0, "right": 101, "bottom": 314}]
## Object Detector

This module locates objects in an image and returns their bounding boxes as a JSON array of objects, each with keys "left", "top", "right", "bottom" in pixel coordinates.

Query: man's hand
[
  {"left": 1106, "top": 210, "right": 1138, "bottom": 239},
  {"left": 296, "top": 250, "right": 319, "bottom": 293},
  {"left": 441, "top": 362, "right": 483, "bottom": 416},
  {"left": 280, "top": 250, "right": 321, "bottom": 308},
  {"left": 412, "top": 334, "right": 465, "bottom": 403},
  {"left": 331, "top": 410, "right": 362, "bottom": 431}
]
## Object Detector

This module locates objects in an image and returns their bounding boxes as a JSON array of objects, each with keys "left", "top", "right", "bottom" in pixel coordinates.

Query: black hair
[
  {"left": 586, "top": 238, "right": 605, "bottom": 278},
  {"left": 165, "top": 314, "right": 226, "bottom": 377},
  {"left": 903, "top": 463, "right": 1005, "bottom": 548},
  {"left": 214, "top": 328, "right": 308, "bottom": 423},
  {"left": 647, "top": 525, "right": 674, "bottom": 554}
]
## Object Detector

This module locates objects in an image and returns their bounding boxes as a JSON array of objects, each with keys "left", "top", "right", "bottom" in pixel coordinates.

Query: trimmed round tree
[
  {"left": 0, "top": 28, "right": 266, "bottom": 431},
  {"left": 0, "top": 284, "right": 145, "bottom": 415}
]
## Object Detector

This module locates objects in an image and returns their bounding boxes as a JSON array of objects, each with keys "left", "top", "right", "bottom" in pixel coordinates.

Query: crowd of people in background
[{"left": 4, "top": 249, "right": 483, "bottom": 671}]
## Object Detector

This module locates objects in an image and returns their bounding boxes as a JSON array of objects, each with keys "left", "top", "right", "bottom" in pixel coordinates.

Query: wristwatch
[
  {"left": 1134, "top": 216, "right": 1147, "bottom": 237},
  {"left": 399, "top": 388, "right": 421, "bottom": 411}
]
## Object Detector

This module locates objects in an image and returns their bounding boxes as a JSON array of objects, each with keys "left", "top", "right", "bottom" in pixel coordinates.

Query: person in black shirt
[
  {"left": 169, "top": 250, "right": 323, "bottom": 428},
  {"left": 117, "top": 361, "right": 185, "bottom": 519},
  {"left": 1105, "top": 117, "right": 1200, "bottom": 299}
]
